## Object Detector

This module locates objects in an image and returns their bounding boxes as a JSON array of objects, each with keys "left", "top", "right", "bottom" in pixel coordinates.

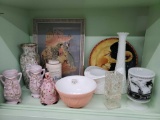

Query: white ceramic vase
[{"left": 115, "top": 32, "right": 129, "bottom": 94}]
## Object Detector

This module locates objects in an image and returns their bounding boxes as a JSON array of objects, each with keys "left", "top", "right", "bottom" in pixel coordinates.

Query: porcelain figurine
[
  {"left": 40, "top": 72, "right": 59, "bottom": 105},
  {"left": 26, "top": 65, "right": 45, "bottom": 98},
  {"left": 20, "top": 43, "right": 40, "bottom": 89},
  {"left": 115, "top": 32, "right": 129, "bottom": 94},
  {"left": 0, "top": 69, "right": 22, "bottom": 104}
]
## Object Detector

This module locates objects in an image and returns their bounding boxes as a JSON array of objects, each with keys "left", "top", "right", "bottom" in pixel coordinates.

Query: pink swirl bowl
[{"left": 55, "top": 75, "right": 97, "bottom": 108}]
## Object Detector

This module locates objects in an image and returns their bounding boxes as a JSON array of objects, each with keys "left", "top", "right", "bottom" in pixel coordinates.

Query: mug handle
[
  {"left": 26, "top": 70, "right": 31, "bottom": 79},
  {"left": 0, "top": 75, "right": 4, "bottom": 85},
  {"left": 41, "top": 69, "right": 45, "bottom": 78},
  {"left": 18, "top": 72, "right": 22, "bottom": 83}
]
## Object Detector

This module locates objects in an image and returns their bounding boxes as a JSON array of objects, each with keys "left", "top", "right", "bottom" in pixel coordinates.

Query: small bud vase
[{"left": 115, "top": 32, "right": 129, "bottom": 94}]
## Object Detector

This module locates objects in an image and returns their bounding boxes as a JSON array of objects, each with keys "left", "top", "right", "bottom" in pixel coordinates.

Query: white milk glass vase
[{"left": 115, "top": 32, "right": 129, "bottom": 94}]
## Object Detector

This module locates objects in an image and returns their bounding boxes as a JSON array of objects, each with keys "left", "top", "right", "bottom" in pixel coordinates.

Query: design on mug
[{"left": 127, "top": 76, "right": 153, "bottom": 101}]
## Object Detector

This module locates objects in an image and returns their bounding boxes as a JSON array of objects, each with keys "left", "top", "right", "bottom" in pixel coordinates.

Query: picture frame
[{"left": 33, "top": 18, "right": 85, "bottom": 77}]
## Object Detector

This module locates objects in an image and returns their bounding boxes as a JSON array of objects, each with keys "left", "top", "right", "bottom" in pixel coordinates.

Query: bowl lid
[
  {"left": 55, "top": 75, "right": 97, "bottom": 94},
  {"left": 84, "top": 66, "right": 106, "bottom": 79}
]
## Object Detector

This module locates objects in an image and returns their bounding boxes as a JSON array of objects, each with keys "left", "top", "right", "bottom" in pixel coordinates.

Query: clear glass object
[{"left": 104, "top": 71, "right": 123, "bottom": 110}]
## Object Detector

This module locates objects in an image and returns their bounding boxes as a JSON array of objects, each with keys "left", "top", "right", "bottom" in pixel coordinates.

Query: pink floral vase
[
  {"left": 40, "top": 72, "right": 59, "bottom": 105},
  {"left": 26, "top": 65, "right": 45, "bottom": 98},
  {"left": 0, "top": 69, "right": 22, "bottom": 104}
]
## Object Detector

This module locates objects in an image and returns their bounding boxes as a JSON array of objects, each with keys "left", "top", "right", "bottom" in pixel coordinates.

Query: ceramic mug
[{"left": 127, "top": 67, "right": 155, "bottom": 103}]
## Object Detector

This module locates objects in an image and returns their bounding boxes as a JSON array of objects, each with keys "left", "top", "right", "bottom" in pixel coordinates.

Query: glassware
[
  {"left": 104, "top": 71, "right": 123, "bottom": 110},
  {"left": 115, "top": 32, "right": 129, "bottom": 94}
]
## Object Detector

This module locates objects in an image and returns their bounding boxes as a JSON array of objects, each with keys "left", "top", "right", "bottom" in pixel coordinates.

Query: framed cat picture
[{"left": 33, "top": 18, "right": 85, "bottom": 77}]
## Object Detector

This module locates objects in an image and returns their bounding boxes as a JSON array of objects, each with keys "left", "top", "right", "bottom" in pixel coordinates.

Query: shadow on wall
[
  {"left": 0, "top": 17, "right": 29, "bottom": 62},
  {"left": 147, "top": 4, "right": 160, "bottom": 29},
  {"left": 0, "top": 5, "right": 30, "bottom": 73},
  {"left": 0, "top": 5, "right": 30, "bottom": 34}
]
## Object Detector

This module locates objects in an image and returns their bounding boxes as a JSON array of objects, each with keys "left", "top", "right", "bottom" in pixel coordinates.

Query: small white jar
[{"left": 46, "top": 60, "right": 62, "bottom": 82}]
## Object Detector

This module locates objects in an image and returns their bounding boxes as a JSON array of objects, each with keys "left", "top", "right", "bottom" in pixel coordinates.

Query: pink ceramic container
[
  {"left": 55, "top": 75, "right": 97, "bottom": 108},
  {"left": 0, "top": 69, "right": 22, "bottom": 104},
  {"left": 26, "top": 65, "right": 45, "bottom": 98},
  {"left": 57, "top": 90, "right": 95, "bottom": 108},
  {"left": 40, "top": 72, "right": 59, "bottom": 105}
]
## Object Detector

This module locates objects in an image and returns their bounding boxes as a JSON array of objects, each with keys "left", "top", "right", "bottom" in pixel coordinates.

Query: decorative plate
[{"left": 89, "top": 38, "right": 138, "bottom": 77}]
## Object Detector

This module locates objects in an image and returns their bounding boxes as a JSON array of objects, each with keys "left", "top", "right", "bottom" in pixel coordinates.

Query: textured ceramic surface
[
  {"left": 29, "top": 65, "right": 42, "bottom": 73},
  {"left": 40, "top": 72, "right": 59, "bottom": 105},
  {"left": 20, "top": 43, "right": 40, "bottom": 89},
  {"left": 127, "top": 67, "right": 155, "bottom": 103},
  {"left": 26, "top": 65, "right": 45, "bottom": 98},
  {"left": 0, "top": 69, "right": 22, "bottom": 104},
  {"left": 55, "top": 75, "right": 96, "bottom": 108},
  {"left": 84, "top": 66, "right": 106, "bottom": 94}
]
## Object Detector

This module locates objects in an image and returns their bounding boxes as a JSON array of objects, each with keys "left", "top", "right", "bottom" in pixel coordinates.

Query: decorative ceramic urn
[
  {"left": 20, "top": 43, "right": 40, "bottom": 89},
  {"left": 40, "top": 72, "right": 59, "bottom": 105},
  {"left": 0, "top": 69, "right": 22, "bottom": 104},
  {"left": 26, "top": 65, "right": 45, "bottom": 98}
]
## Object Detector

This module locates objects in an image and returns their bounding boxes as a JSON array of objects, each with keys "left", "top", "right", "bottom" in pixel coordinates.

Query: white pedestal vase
[{"left": 115, "top": 32, "right": 129, "bottom": 94}]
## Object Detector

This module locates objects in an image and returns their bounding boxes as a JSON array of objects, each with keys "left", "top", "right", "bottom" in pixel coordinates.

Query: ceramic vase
[
  {"left": 20, "top": 43, "right": 40, "bottom": 89},
  {"left": 115, "top": 32, "right": 129, "bottom": 94},
  {"left": 40, "top": 72, "right": 59, "bottom": 105},
  {"left": 0, "top": 69, "right": 22, "bottom": 104},
  {"left": 26, "top": 65, "right": 45, "bottom": 98}
]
